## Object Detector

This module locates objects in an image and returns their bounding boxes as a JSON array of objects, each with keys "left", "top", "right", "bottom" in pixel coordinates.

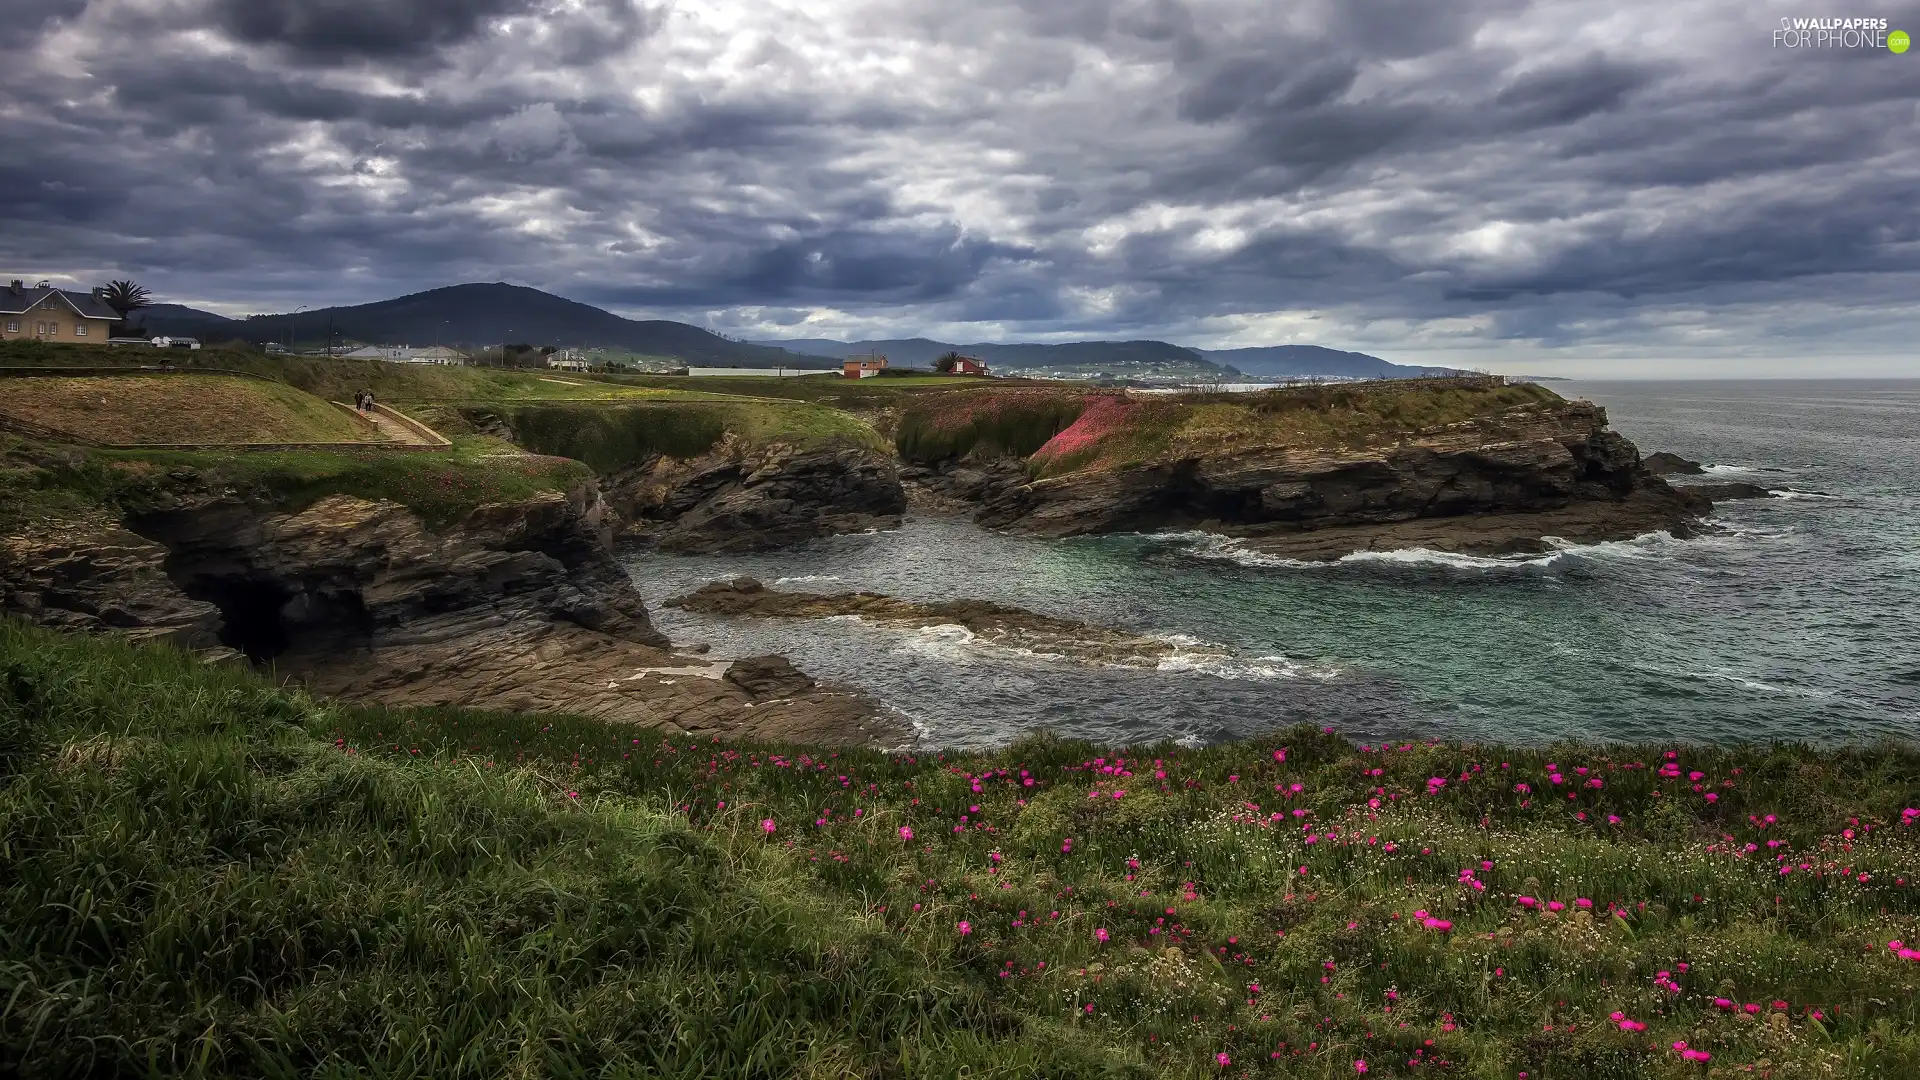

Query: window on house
[
  {"left": 3, "top": 320, "right": 17, "bottom": 333},
  {"left": 74, "top": 324, "right": 86, "bottom": 336}
]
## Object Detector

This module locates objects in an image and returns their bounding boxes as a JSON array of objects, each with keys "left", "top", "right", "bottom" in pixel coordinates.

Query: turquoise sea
[{"left": 623, "top": 380, "right": 1920, "bottom": 748}]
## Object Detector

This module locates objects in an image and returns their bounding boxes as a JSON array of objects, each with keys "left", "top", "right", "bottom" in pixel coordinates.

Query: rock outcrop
[
  {"left": 1676, "top": 481, "right": 1776, "bottom": 503},
  {"left": 607, "top": 445, "right": 906, "bottom": 553},
  {"left": 670, "top": 577, "right": 1188, "bottom": 668},
  {"left": 965, "top": 401, "right": 1705, "bottom": 559},
  {"left": 1643, "top": 452, "right": 1706, "bottom": 475},
  {"left": 1, "top": 521, "right": 222, "bottom": 650}
]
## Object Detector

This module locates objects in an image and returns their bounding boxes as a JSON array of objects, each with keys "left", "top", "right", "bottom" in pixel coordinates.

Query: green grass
[
  {"left": 592, "top": 371, "right": 1040, "bottom": 408},
  {"left": 474, "top": 398, "right": 891, "bottom": 472},
  {"left": 1, "top": 435, "right": 590, "bottom": 531},
  {"left": 895, "top": 389, "right": 1091, "bottom": 464},
  {"left": 1028, "top": 381, "right": 1569, "bottom": 479},
  {"left": 0, "top": 341, "right": 674, "bottom": 408},
  {"left": 0, "top": 373, "right": 379, "bottom": 446},
  {"left": 3, "top": 621, "right": 1917, "bottom": 1078}
]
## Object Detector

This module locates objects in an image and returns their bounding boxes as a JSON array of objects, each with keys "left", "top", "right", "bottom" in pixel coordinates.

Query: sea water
[{"left": 622, "top": 379, "right": 1920, "bottom": 748}]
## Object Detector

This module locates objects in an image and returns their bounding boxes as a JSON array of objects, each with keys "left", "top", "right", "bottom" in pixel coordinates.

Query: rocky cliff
[
  {"left": 914, "top": 390, "right": 1712, "bottom": 558},
  {"left": 604, "top": 443, "right": 906, "bottom": 552},
  {"left": 1, "top": 481, "right": 905, "bottom": 745}
]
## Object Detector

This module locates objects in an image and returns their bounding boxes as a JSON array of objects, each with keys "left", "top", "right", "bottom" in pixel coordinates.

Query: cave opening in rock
[{"left": 195, "top": 577, "right": 295, "bottom": 662}]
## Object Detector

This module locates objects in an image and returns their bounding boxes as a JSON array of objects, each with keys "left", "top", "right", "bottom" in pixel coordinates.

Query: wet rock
[
  {"left": 670, "top": 580, "right": 1189, "bottom": 668},
  {"left": 1677, "top": 482, "right": 1776, "bottom": 502},
  {"left": 724, "top": 654, "right": 817, "bottom": 698},
  {"left": 1643, "top": 452, "right": 1705, "bottom": 475}
]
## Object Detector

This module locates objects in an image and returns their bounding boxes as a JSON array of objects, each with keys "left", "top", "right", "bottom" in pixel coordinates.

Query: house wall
[{"left": 0, "top": 299, "right": 114, "bottom": 342}]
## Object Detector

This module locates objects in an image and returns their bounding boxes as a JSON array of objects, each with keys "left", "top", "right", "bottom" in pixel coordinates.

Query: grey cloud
[
  {"left": 209, "top": 0, "right": 529, "bottom": 61},
  {"left": 0, "top": 0, "right": 1914, "bottom": 372}
]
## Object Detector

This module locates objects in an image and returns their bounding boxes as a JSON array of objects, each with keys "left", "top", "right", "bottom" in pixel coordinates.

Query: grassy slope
[
  {"left": 2, "top": 342, "right": 891, "bottom": 469},
  {"left": 1, "top": 433, "right": 589, "bottom": 531},
  {"left": 4, "top": 621, "right": 1916, "bottom": 1078},
  {"left": 0, "top": 374, "right": 379, "bottom": 445}
]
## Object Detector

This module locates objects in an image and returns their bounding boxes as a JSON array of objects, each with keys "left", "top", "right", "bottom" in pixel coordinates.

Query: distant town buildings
[
  {"left": 843, "top": 352, "right": 888, "bottom": 379},
  {"left": 336, "top": 344, "right": 469, "bottom": 365}
]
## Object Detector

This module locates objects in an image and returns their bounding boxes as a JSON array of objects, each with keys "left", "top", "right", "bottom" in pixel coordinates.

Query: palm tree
[
  {"left": 934, "top": 350, "right": 964, "bottom": 373},
  {"left": 98, "top": 279, "right": 153, "bottom": 320}
]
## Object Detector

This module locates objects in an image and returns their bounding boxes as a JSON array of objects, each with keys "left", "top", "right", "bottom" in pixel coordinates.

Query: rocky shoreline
[{"left": 668, "top": 577, "right": 1193, "bottom": 668}]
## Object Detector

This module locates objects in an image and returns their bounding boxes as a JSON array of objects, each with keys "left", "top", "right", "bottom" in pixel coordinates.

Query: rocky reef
[
  {"left": 669, "top": 576, "right": 1187, "bottom": 668},
  {"left": 1, "top": 480, "right": 904, "bottom": 746}
]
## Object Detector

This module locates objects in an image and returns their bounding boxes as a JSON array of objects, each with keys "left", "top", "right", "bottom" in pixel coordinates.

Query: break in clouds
[{"left": 2, "top": 0, "right": 1917, "bottom": 374}]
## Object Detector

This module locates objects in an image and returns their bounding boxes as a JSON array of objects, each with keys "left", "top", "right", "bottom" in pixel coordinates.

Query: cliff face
[
  {"left": 0, "top": 483, "right": 905, "bottom": 746},
  {"left": 605, "top": 444, "right": 906, "bottom": 553},
  {"left": 963, "top": 398, "right": 1705, "bottom": 557}
]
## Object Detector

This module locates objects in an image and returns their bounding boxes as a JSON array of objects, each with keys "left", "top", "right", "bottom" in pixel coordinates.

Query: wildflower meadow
[{"left": 1, "top": 619, "right": 1916, "bottom": 1078}]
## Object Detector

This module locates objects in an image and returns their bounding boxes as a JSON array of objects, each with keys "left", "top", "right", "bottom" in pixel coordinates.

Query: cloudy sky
[{"left": 2, "top": 0, "right": 1917, "bottom": 376}]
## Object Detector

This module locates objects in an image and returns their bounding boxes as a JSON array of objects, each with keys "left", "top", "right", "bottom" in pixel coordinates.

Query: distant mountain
[
  {"left": 753, "top": 337, "right": 1232, "bottom": 375},
  {"left": 127, "top": 304, "right": 240, "bottom": 339},
  {"left": 134, "top": 285, "right": 838, "bottom": 369},
  {"left": 1193, "top": 346, "right": 1461, "bottom": 380},
  {"left": 756, "top": 336, "right": 1458, "bottom": 380}
]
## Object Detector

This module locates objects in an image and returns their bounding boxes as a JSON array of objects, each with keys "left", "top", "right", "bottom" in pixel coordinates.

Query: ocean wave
[
  {"left": 1768, "top": 489, "right": 1842, "bottom": 501},
  {"left": 882, "top": 618, "right": 1323, "bottom": 681},
  {"left": 1169, "top": 531, "right": 1686, "bottom": 572},
  {"left": 773, "top": 574, "right": 845, "bottom": 585}
]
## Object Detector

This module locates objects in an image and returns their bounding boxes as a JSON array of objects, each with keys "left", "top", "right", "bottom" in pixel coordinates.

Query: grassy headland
[
  {"left": 2, "top": 620, "right": 1915, "bottom": 1078},
  {"left": 891, "top": 379, "right": 1566, "bottom": 479}
]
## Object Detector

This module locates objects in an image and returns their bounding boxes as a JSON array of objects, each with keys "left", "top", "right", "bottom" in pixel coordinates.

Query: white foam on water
[
  {"left": 1768, "top": 489, "right": 1842, "bottom": 501},
  {"left": 774, "top": 574, "right": 845, "bottom": 585},
  {"left": 1169, "top": 530, "right": 1691, "bottom": 573}
]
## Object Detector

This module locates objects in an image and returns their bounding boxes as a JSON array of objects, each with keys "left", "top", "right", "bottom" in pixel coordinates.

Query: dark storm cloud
[
  {"left": 211, "top": 0, "right": 527, "bottom": 60},
  {"left": 1, "top": 0, "right": 1916, "bottom": 370}
]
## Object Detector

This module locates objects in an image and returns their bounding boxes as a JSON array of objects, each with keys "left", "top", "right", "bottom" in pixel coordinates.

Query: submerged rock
[
  {"left": 1678, "top": 482, "right": 1776, "bottom": 502},
  {"left": 670, "top": 578, "right": 1192, "bottom": 669}
]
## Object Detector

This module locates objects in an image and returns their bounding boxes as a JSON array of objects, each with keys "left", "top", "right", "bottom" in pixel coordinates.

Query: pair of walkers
[{"left": 354, "top": 389, "right": 376, "bottom": 414}]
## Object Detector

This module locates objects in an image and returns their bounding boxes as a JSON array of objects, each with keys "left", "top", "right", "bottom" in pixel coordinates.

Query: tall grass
[
  {"left": 895, "top": 390, "right": 1090, "bottom": 464},
  {"left": 3, "top": 620, "right": 1918, "bottom": 1077}
]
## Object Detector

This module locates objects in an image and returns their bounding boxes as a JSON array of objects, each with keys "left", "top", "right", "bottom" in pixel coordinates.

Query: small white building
[{"left": 547, "top": 358, "right": 590, "bottom": 372}]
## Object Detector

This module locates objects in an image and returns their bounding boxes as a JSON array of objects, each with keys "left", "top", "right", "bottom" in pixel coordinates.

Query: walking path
[{"left": 360, "top": 406, "right": 440, "bottom": 445}]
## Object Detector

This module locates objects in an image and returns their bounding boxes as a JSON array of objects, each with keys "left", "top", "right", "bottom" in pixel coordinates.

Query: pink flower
[
  {"left": 1517, "top": 896, "right": 1538, "bottom": 908},
  {"left": 1095, "top": 928, "right": 1110, "bottom": 943},
  {"left": 1216, "top": 1052, "right": 1231, "bottom": 1066},
  {"left": 899, "top": 825, "right": 914, "bottom": 841},
  {"left": 1547, "top": 901, "right": 1565, "bottom": 912},
  {"left": 1355, "top": 1061, "right": 1369, "bottom": 1074},
  {"left": 761, "top": 818, "right": 776, "bottom": 834},
  {"left": 957, "top": 920, "right": 972, "bottom": 936},
  {"left": 1574, "top": 898, "right": 1593, "bottom": 909}
]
